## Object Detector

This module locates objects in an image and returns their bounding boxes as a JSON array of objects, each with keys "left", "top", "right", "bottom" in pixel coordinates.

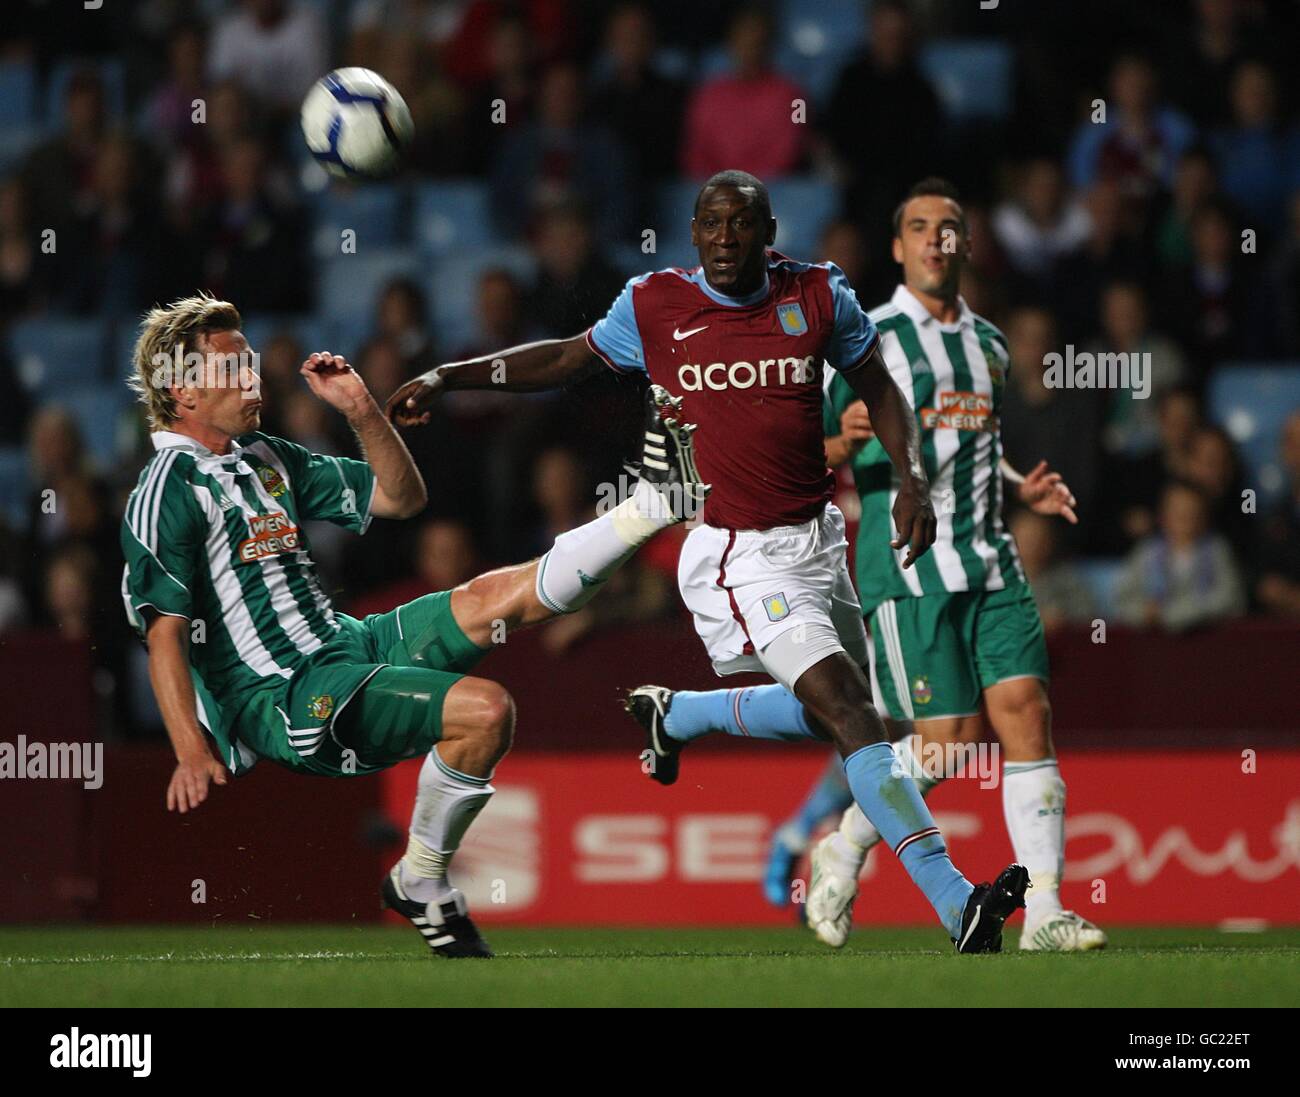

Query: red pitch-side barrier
[{"left": 383, "top": 750, "right": 1300, "bottom": 925}]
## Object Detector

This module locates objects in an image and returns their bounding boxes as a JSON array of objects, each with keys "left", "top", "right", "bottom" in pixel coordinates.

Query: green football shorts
[
  {"left": 232, "top": 591, "right": 490, "bottom": 777},
  {"left": 867, "top": 581, "right": 1049, "bottom": 721}
]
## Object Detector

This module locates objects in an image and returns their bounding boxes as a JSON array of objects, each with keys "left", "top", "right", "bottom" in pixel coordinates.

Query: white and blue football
[{"left": 300, "top": 68, "right": 413, "bottom": 180}]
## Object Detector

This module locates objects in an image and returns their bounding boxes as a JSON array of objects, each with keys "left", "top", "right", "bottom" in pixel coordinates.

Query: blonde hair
[{"left": 127, "top": 293, "right": 242, "bottom": 431}]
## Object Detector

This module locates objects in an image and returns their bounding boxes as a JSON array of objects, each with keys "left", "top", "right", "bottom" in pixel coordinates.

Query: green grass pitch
[{"left": 2, "top": 926, "right": 1298, "bottom": 1007}]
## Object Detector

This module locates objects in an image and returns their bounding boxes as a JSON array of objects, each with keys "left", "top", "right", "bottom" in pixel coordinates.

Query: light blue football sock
[
  {"left": 786, "top": 753, "right": 854, "bottom": 842},
  {"left": 663, "top": 684, "right": 820, "bottom": 743},
  {"left": 843, "top": 742, "right": 973, "bottom": 938}
]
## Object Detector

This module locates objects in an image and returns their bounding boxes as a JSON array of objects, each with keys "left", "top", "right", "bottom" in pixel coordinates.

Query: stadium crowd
[{"left": 0, "top": 0, "right": 1298, "bottom": 739}]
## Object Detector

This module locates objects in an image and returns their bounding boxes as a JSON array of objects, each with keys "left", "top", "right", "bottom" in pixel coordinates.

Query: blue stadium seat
[
  {"left": 45, "top": 58, "right": 127, "bottom": 126},
  {"left": 317, "top": 247, "right": 424, "bottom": 334},
  {"left": 774, "top": 0, "right": 866, "bottom": 106},
  {"left": 0, "top": 61, "right": 38, "bottom": 125},
  {"left": 0, "top": 447, "right": 28, "bottom": 528},
  {"left": 414, "top": 181, "right": 496, "bottom": 258},
  {"left": 8, "top": 318, "right": 108, "bottom": 397},
  {"left": 919, "top": 40, "right": 1014, "bottom": 123},
  {"left": 427, "top": 246, "right": 536, "bottom": 354},
  {"left": 1208, "top": 364, "right": 1300, "bottom": 506},
  {"left": 768, "top": 177, "right": 839, "bottom": 260},
  {"left": 310, "top": 182, "right": 405, "bottom": 259},
  {"left": 1076, "top": 558, "right": 1126, "bottom": 621}
]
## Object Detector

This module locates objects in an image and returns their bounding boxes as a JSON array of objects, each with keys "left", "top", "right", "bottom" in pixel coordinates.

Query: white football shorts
[{"left": 677, "top": 502, "right": 870, "bottom": 691}]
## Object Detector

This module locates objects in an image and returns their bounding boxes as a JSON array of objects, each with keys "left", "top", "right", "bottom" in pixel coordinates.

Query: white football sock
[
  {"left": 1002, "top": 759, "right": 1066, "bottom": 919},
  {"left": 536, "top": 480, "right": 673, "bottom": 613},
  {"left": 400, "top": 746, "right": 494, "bottom": 904},
  {"left": 823, "top": 734, "right": 942, "bottom": 876}
]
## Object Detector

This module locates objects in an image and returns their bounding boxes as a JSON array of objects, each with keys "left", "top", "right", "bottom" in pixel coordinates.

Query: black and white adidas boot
[
  {"left": 381, "top": 866, "right": 493, "bottom": 959},
  {"left": 633, "top": 384, "right": 709, "bottom": 522},
  {"left": 953, "top": 863, "right": 1030, "bottom": 954},
  {"left": 622, "top": 685, "right": 683, "bottom": 786}
]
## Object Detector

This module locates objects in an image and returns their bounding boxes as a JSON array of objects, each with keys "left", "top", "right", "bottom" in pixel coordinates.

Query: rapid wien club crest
[
  {"left": 307, "top": 694, "right": 335, "bottom": 721},
  {"left": 257, "top": 464, "right": 288, "bottom": 497}
]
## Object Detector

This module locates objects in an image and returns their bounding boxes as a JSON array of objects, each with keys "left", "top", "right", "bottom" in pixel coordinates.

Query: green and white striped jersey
[
  {"left": 120, "top": 430, "right": 376, "bottom": 764},
  {"left": 824, "top": 285, "right": 1023, "bottom": 614}
]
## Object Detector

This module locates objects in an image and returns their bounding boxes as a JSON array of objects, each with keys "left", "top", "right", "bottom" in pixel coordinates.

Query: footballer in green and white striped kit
[
  {"left": 809, "top": 179, "right": 1105, "bottom": 953},
  {"left": 823, "top": 283, "right": 1043, "bottom": 721},
  {"left": 120, "top": 295, "right": 706, "bottom": 958}
]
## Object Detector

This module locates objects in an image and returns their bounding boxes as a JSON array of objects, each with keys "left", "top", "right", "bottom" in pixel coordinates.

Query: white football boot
[
  {"left": 806, "top": 832, "right": 860, "bottom": 949},
  {"left": 1019, "top": 909, "right": 1108, "bottom": 951}
]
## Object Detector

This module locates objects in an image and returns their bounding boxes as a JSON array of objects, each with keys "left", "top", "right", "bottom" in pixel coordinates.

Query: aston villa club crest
[
  {"left": 911, "top": 676, "right": 932, "bottom": 705},
  {"left": 763, "top": 592, "right": 791, "bottom": 622},
  {"left": 308, "top": 694, "right": 335, "bottom": 721},
  {"left": 776, "top": 301, "right": 807, "bottom": 336}
]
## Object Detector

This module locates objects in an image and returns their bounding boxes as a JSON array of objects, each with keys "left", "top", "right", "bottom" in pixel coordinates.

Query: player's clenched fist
[
  {"left": 384, "top": 368, "right": 445, "bottom": 427},
  {"left": 300, "top": 352, "right": 371, "bottom": 416},
  {"left": 166, "top": 753, "right": 229, "bottom": 814},
  {"left": 839, "top": 400, "right": 875, "bottom": 445}
]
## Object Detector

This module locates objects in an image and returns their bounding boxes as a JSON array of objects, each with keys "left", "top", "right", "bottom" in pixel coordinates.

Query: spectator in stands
[
  {"left": 679, "top": 8, "right": 807, "bottom": 180},
  {"left": 824, "top": 0, "right": 940, "bottom": 255},
  {"left": 25, "top": 408, "right": 95, "bottom": 547},
  {"left": 1184, "top": 424, "right": 1254, "bottom": 564},
  {"left": 1154, "top": 147, "right": 1220, "bottom": 271},
  {"left": 1160, "top": 197, "right": 1274, "bottom": 368},
  {"left": 1067, "top": 54, "right": 1196, "bottom": 205},
  {"left": 1008, "top": 508, "right": 1096, "bottom": 631},
  {"left": 375, "top": 278, "right": 437, "bottom": 370},
  {"left": 141, "top": 23, "right": 209, "bottom": 152},
  {"left": 59, "top": 133, "right": 160, "bottom": 314},
  {"left": 490, "top": 61, "right": 633, "bottom": 241},
  {"left": 22, "top": 66, "right": 111, "bottom": 236},
  {"left": 525, "top": 202, "right": 626, "bottom": 338},
  {"left": 1087, "top": 280, "right": 1187, "bottom": 458},
  {"left": 1210, "top": 60, "right": 1300, "bottom": 227},
  {"left": 1163, "top": 0, "right": 1278, "bottom": 128},
  {"left": 1053, "top": 178, "right": 1150, "bottom": 343},
  {"left": 1114, "top": 479, "right": 1246, "bottom": 631},
  {"left": 993, "top": 156, "right": 1091, "bottom": 282},
  {"left": 443, "top": 0, "right": 571, "bottom": 92},
  {"left": 201, "top": 136, "right": 308, "bottom": 312},
  {"left": 1105, "top": 386, "right": 1201, "bottom": 551},
  {"left": 457, "top": 13, "right": 538, "bottom": 174},
  {"left": 42, "top": 542, "right": 97, "bottom": 641},
  {"left": 594, "top": 3, "right": 686, "bottom": 190},
  {"left": 1255, "top": 410, "right": 1300, "bottom": 618},
  {"left": 0, "top": 177, "right": 51, "bottom": 322},
  {"left": 348, "top": 0, "right": 468, "bottom": 66},
  {"left": 208, "top": 0, "right": 327, "bottom": 115},
  {"left": 349, "top": 517, "right": 482, "bottom": 618},
  {"left": 1000, "top": 306, "right": 1102, "bottom": 550}
]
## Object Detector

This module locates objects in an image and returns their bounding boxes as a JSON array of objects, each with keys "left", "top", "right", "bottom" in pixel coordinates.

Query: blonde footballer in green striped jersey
[{"left": 121, "top": 294, "right": 706, "bottom": 958}]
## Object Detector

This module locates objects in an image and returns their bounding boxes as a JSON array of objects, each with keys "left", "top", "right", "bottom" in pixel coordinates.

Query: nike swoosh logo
[{"left": 673, "top": 325, "right": 708, "bottom": 340}]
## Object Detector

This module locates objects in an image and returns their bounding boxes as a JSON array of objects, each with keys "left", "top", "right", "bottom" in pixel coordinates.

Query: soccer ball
[{"left": 300, "top": 68, "right": 413, "bottom": 180}]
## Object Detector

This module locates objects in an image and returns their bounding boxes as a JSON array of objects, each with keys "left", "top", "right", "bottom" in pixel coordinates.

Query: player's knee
[{"left": 452, "top": 678, "right": 516, "bottom": 761}]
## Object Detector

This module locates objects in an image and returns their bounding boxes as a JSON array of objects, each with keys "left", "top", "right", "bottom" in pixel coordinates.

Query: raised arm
[
  {"left": 147, "top": 613, "right": 228, "bottom": 813},
  {"left": 384, "top": 335, "right": 604, "bottom": 427},
  {"left": 842, "top": 345, "right": 935, "bottom": 567},
  {"left": 300, "top": 351, "right": 427, "bottom": 519}
]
